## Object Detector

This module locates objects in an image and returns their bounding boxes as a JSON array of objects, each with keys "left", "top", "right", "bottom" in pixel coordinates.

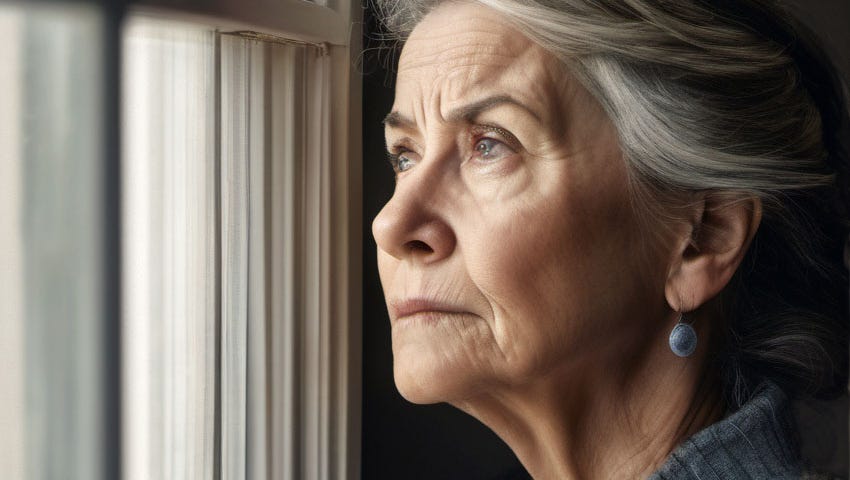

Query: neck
[{"left": 451, "top": 328, "right": 723, "bottom": 480}]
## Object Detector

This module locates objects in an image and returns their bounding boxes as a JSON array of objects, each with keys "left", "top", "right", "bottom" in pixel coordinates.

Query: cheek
[{"left": 464, "top": 179, "right": 642, "bottom": 376}]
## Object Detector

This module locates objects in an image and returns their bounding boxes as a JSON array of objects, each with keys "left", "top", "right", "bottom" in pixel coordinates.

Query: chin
[
  {"left": 391, "top": 341, "right": 484, "bottom": 404},
  {"left": 393, "top": 366, "right": 444, "bottom": 404}
]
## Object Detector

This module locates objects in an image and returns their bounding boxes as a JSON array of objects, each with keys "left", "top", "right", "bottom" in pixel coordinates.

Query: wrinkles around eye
[{"left": 385, "top": 123, "right": 524, "bottom": 174}]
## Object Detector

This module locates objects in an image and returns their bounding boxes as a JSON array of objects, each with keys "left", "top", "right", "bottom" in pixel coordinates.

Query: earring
[{"left": 669, "top": 312, "right": 697, "bottom": 357}]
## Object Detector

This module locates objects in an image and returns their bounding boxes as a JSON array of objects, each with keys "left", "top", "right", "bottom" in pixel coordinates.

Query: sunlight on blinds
[
  {"left": 122, "top": 18, "right": 217, "bottom": 480},
  {"left": 122, "top": 16, "right": 331, "bottom": 480}
]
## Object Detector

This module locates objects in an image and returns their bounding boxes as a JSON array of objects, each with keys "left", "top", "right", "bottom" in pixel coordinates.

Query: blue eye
[
  {"left": 397, "top": 153, "right": 415, "bottom": 172},
  {"left": 387, "top": 150, "right": 417, "bottom": 173},
  {"left": 473, "top": 137, "right": 511, "bottom": 161}
]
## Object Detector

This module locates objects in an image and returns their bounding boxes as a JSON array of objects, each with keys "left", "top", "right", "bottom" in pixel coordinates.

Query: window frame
[{"left": 131, "top": 0, "right": 355, "bottom": 46}]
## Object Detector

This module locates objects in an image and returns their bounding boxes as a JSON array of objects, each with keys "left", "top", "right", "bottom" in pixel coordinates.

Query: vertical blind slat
[
  {"left": 247, "top": 39, "right": 269, "bottom": 480},
  {"left": 271, "top": 43, "right": 303, "bottom": 480},
  {"left": 220, "top": 34, "right": 250, "bottom": 480}
]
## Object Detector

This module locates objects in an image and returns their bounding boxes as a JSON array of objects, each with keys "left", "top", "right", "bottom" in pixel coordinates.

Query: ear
[{"left": 665, "top": 194, "right": 762, "bottom": 312}]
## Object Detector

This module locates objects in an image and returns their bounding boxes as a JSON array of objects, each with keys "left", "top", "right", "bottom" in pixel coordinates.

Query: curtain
[{"left": 122, "top": 17, "right": 332, "bottom": 480}]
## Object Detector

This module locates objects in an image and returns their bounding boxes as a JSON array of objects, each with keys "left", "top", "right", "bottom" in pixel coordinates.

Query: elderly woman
[{"left": 370, "top": 0, "right": 849, "bottom": 478}]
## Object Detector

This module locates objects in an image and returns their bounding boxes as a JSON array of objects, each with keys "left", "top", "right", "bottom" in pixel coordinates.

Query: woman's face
[{"left": 373, "top": 2, "right": 668, "bottom": 403}]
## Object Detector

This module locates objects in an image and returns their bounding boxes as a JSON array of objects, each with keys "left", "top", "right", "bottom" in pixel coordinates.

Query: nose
[{"left": 372, "top": 175, "right": 457, "bottom": 264}]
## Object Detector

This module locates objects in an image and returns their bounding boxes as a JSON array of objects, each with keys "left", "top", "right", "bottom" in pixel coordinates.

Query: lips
[{"left": 389, "top": 298, "right": 469, "bottom": 322}]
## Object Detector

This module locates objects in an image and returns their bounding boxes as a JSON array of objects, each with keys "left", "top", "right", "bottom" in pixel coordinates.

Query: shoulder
[{"left": 650, "top": 381, "right": 808, "bottom": 480}]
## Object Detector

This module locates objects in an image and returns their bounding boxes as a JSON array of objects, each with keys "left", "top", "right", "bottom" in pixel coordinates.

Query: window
[
  {"left": 0, "top": 5, "right": 107, "bottom": 479},
  {"left": 1, "top": 2, "right": 361, "bottom": 479}
]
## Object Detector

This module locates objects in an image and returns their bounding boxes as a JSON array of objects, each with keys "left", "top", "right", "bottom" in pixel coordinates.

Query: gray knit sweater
[
  {"left": 650, "top": 381, "right": 834, "bottom": 480},
  {"left": 496, "top": 381, "right": 838, "bottom": 480}
]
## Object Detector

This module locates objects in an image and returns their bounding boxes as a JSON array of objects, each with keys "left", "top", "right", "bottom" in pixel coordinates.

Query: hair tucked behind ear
[
  {"left": 372, "top": 0, "right": 850, "bottom": 408},
  {"left": 705, "top": 0, "right": 850, "bottom": 405}
]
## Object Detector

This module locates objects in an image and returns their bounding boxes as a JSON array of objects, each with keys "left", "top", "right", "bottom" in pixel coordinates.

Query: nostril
[{"left": 405, "top": 240, "right": 433, "bottom": 254}]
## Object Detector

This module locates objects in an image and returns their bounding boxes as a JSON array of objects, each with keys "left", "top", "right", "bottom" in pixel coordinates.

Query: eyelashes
[
  {"left": 476, "top": 125, "right": 520, "bottom": 149},
  {"left": 386, "top": 124, "right": 521, "bottom": 174}
]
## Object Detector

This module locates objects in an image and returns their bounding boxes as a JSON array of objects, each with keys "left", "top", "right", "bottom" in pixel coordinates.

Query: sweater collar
[{"left": 649, "top": 381, "right": 802, "bottom": 479}]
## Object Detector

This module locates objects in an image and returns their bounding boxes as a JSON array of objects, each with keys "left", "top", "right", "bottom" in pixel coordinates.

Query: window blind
[{"left": 122, "top": 16, "right": 336, "bottom": 480}]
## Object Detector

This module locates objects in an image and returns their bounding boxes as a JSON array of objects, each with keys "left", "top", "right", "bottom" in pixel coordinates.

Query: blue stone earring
[{"left": 669, "top": 312, "right": 697, "bottom": 357}]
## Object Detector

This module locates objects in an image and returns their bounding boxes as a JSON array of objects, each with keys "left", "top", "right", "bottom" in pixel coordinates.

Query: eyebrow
[{"left": 382, "top": 94, "right": 541, "bottom": 129}]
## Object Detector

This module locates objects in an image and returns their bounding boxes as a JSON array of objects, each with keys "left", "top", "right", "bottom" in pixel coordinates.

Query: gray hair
[{"left": 373, "top": 0, "right": 850, "bottom": 407}]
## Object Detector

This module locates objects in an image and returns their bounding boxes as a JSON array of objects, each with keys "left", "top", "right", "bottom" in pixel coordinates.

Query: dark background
[{"left": 360, "top": 2, "right": 850, "bottom": 479}]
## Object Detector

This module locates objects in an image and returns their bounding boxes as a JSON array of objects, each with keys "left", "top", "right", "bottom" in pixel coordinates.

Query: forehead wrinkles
[
  {"left": 396, "top": 45, "right": 520, "bottom": 118},
  {"left": 395, "top": 34, "right": 561, "bottom": 128},
  {"left": 398, "top": 32, "right": 524, "bottom": 75},
  {"left": 391, "top": 4, "right": 578, "bottom": 135}
]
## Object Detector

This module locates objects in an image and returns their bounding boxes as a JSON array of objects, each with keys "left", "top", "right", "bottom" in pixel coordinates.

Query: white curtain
[
  {"left": 122, "top": 18, "right": 218, "bottom": 480},
  {"left": 122, "top": 17, "right": 332, "bottom": 480}
]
